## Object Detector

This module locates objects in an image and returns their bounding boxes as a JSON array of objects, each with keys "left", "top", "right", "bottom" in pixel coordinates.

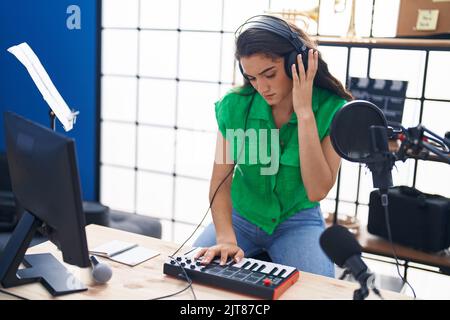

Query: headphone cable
[
  {"left": 380, "top": 191, "right": 416, "bottom": 299},
  {"left": 155, "top": 91, "right": 255, "bottom": 300}
]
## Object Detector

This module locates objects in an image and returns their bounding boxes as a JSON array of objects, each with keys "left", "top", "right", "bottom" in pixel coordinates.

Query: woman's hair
[{"left": 235, "top": 20, "right": 353, "bottom": 101}]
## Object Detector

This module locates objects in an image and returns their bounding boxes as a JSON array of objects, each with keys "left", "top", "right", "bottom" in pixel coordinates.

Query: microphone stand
[
  {"left": 353, "top": 282, "right": 369, "bottom": 300},
  {"left": 395, "top": 124, "right": 450, "bottom": 164},
  {"left": 365, "top": 122, "right": 450, "bottom": 300},
  {"left": 346, "top": 125, "right": 394, "bottom": 300},
  {"left": 49, "top": 108, "right": 56, "bottom": 131}
]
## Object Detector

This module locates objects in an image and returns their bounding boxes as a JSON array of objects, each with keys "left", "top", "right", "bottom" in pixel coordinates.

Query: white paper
[
  {"left": 90, "top": 240, "right": 138, "bottom": 257},
  {"left": 7, "top": 42, "right": 78, "bottom": 131},
  {"left": 90, "top": 240, "right": 160, "bottom": 267},
  {"left": 110, "top": 246, "right": 160, "bottom": 267}
]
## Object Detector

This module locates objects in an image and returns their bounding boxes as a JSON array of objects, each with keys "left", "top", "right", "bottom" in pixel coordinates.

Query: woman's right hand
[{"left": 194, "top": 243, "right": 245, "bottom": 266}]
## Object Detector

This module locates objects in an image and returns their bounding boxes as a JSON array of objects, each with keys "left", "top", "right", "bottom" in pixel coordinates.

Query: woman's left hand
[{"left": 291, "top": 49, "right": 319, "bottom": 115}]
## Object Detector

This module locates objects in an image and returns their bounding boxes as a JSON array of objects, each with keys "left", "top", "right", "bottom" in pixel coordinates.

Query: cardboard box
[{"left": 397, "top": 0, "right": 450, "bottom": 37}]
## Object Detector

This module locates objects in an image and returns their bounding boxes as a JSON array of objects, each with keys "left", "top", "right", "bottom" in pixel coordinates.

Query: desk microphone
[
  {"left": 319, "top": 225, "right": 382, "bottom": 300},
  {"left": 90, "top": 255, "right": 112, "bottom": 284}
]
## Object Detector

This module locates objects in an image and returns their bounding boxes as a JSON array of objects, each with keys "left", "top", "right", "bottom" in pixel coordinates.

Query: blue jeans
[{"left": 193, "top": 206, "right": 335, "bottom": 278}]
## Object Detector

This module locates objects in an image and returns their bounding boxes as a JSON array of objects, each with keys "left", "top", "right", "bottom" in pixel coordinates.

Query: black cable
[
  {"left": 425, "top": 135, "right": 449, "bottom": 152},
  {"left": 372, "top": 287, "right": 384, "bottom": 300},
  {"left": 380, "top": 192, "right": 417, "bottom": 299},
  {"left": 152, "top": 256, "right": 196, "bottom": 300},
  {"left": 170, "top": 91, "right": 255, "bottom": 258},
  {"left": 159, "top": 90, "right": 256, "bottom": 300},
  {"left": 0, "top": 288, "right": 28, "bottom": 300}
]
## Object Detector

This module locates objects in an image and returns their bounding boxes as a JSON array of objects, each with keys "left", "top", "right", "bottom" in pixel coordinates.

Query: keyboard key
[
  {"left": 249, "top": 262, "right": 259, "bottom": 270},
  {"left": 256, "top": 264, "right": 266, "bottom": 272},
  {"left": 269, "top": 267, "right": 278, "bottom": 275},
  {"left": 277, "top": 269, "right": 286, "bottom": 277}
]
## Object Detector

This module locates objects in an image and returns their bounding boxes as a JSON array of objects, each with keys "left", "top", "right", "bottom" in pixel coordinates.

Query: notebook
[{"left": 90, "top": 240, "right": 160, "bottom": 266}]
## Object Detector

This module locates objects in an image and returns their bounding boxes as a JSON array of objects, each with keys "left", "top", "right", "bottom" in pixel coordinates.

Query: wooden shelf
[
  {"left": 312, "top": 36, "right": 450, "bottom": 50},
  {"left": 358, "top": 227, "right": 450, "bottom": 270},
  {"left": 326, "top": 219, "right": 450, "bottom": 271}
]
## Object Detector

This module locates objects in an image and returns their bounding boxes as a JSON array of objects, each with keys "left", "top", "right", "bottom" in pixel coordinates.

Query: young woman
[{"left": 193, "top": 15, "right": 352, "bottom": 277}]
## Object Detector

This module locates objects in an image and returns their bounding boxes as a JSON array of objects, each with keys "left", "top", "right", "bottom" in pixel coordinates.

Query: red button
[{"left": 263, "top": 278, "right": 272, "bottom": 286}]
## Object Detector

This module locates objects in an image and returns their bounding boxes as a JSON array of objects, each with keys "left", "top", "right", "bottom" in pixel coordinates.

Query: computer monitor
[{"left": 0, "top": 111, "right": 90, "bottom": 296}]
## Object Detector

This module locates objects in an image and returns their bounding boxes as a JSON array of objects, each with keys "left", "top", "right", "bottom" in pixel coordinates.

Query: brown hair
[{"left": 235, "top": 18, "right": 353, "bottom": 101}]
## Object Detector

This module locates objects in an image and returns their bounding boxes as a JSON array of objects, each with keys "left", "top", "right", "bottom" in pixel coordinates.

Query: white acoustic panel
[
  {"left": 102, "top": 0, "right": 139, "bottom": 28},
  {"left": 175, "top": 129, "right": 216, "bottom": 179},
  {"left": 370, "top": 49, "right": 426, "bottom": 99},
  {"left": 336, "top": 201, "right": 356, "bottom": 219},
  {"left": 352, "top": 0, "right": 373, "bottom": 37},
  {"left": 136, "top": 171, "right": 174, "bottom": 219},
  {"left": 177, "top": 81, "right": 219, "bottom": 131},
  {"left": 371, "top": 0, "right": 400, "bottom": 38},
  {"left": 173, "top": 221, "right": 207, "bottom": 246},
  {"left": 421, "top": 100, "right": 450, "bottom": 139},
  {"left": 318, "top": 45, "right": 349, "bottom": 86},
  {"left": 220, "top": 83, "right": 234, "bottom": 98},
  {"left": 178, "top": 32, "right": 221, "bottom": 82},
  {"left": 320, "top": 198, "right": 336, "bottom": 216},
  {"left": 102, "top": 29, "right": 138, "bottom": 75},
  {"left": 138, "top": 78, "right": 176, "bottom": 126},
  {"left": 401, "top": 98, "right": 421, "bottom": 128},
  {"left": 100, "top": 165, "right": 135, "bottom": 213},
  {"left": 101, "top": 76, "right": 137, "bottom": 122},
  {"left": 101, "top": 122, "right": 136, "bottom": 167},
  {"left": 174, "top": 176, "right": 211, "bottom": 225},
  {"left": 415, "top": 100, "right": 450, "bottom": 198},
  {"left": 416, "top": 161, "right": 450, "bottom": 198},
  {"left": 356, "top": 204, "right": 369, "bottom": 227},
  {"left": 349, "top": 48, "right": 369, "bottom": 78},
  {"left": 269, "top": 0, "right": 321, "bottom": 35},
  {"left": 326, "top": 176, "right": 338, "bottom": 201},
  {"left": 223, "top": 0, "right": 268, "bottom": 32},
  {"left": 160, "top": 219, "right": 174, "bottom": 243},
  {"left": 356, "top": 166, "right": 375, "bottom": 205},
  {"left": 338, "top": 161, "right": 361, "bottom": 203},
  {"left": 318, "top": 0, "right": 353, "bottom": 36},
  {"left": 221, "top": 33, "right": 237, "bottom": 83},
  {"left": 425, "top": 51, "right": 450, "bottom": 100},
  {"left": 179, "top": 0, "right": 222, "bottom": 31},
  {"left": 137, "top": 126, "right": 175, "bottom": 173},
  {"left": 140, "top": 0, "right": 179, "bottom": 29},
  {"left": 391, "top": 159, "right": 415, "bottom": 190},
  {"left": 139, "top": 30, "right": 178, "bottom": 78}
]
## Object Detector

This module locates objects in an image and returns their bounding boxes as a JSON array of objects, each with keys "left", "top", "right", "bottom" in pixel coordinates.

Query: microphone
[
  {"left": 320, "top": 225, "right": 381, "bottom": 300},
  {"left": 330, "top": 100, "right": 395, "bottom": 191},
  {"left": 90, "top": 255, "right": 113, "bottom": 284}
]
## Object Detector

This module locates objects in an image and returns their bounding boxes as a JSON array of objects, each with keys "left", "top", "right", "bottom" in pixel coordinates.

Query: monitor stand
[{"left": 0, "top": 211, "right": 87, "bottom": 296}]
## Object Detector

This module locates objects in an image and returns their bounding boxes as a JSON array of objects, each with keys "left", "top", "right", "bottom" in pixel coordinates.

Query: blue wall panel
[{"left": 0, "top": 0, "right": 99, "bottom": 200}]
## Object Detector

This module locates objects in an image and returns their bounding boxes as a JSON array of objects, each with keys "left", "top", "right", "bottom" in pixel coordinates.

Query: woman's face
[{"left": 240, "top": 53, "right": 293, "bottom": 107}]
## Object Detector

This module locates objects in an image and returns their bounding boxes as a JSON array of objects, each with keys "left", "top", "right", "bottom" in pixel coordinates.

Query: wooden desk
[{"left": 0, "top": 225, "right": 409, "bottom": 300}]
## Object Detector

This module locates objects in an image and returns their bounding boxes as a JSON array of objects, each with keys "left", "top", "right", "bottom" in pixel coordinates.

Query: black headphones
[{"left": 235, "top": 15, "right": 309, "bottom": 80}]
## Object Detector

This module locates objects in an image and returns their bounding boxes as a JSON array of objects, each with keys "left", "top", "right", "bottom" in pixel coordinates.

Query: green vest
[{"left": 215, "top": 85, "right": 347, "bottom": 234}]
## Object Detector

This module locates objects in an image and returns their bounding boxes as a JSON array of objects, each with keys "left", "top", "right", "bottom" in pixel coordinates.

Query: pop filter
[{"left": 330, "top": 100, "right": 388, "bottom": 163}]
